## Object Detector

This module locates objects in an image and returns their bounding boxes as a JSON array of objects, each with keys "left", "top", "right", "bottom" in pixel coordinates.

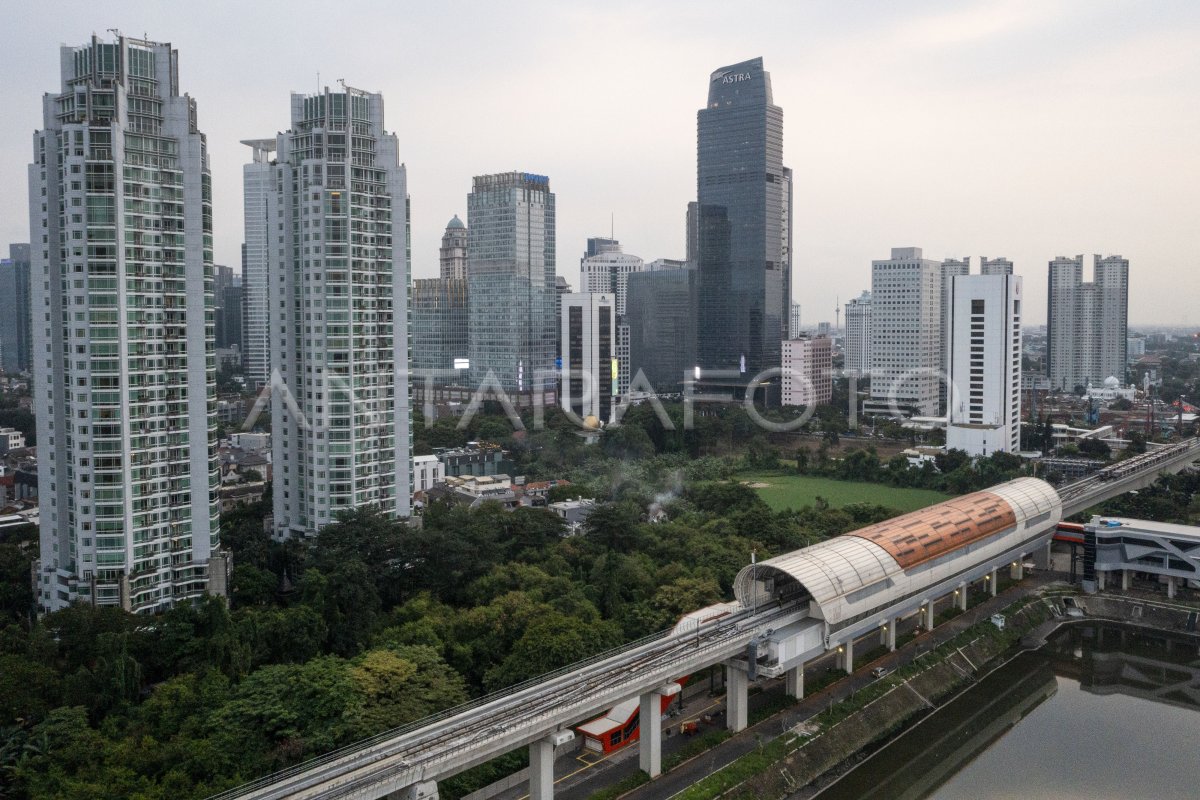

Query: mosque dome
[{"left": 1104, "top": 376, "right": 1120, "bottom": 388}]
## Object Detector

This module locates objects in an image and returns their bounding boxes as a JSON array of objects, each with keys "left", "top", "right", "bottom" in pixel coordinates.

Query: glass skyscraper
[
  {"left": 0, "top": 244, "right": 32, "bottom": 374},
  {"left": 467, "top": 172, "right": 556, "bottom": 395},
  {"left": 695, "top": 57, "right": 789, "bottom": 400},
  {"left": 412, "top": 277, "right": 468, "bottom": 382}
]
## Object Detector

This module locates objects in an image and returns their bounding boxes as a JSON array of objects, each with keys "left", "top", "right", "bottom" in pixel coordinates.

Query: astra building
[
  {"left": 264, "top": 85, "right": 412, "bottom": 538},
  {"left": 560, "top": 293, "right": 616, "bottom": 424},
  {"left": 781, "top": 336, "right": 832, "bottom": 408},
  {"left": 1047, "top": 254, "right": 1129, "bottom": 393},
  {"left": 868, "top": 248, "right": 942, "bottom": 416},
  {"left": 0, "top": 244, "right": 32, "bottom": 374},
  {"left": 467, "top": 172, "right": 557, "bottom": 400},
  {"left": 946, "top": 271, "right": 1023, "bottom": 456},
  {"left": 694, "top": 57, "right": 790, "bottom": 402},
  {"left": 30, "top": 35, "right": 224, "bottom": 612},
  {"left": 843, "top": 291, "right": 872, "bottom": 376},
  {"left": 241, "top": 138, "right": 276, "bottom": 388}
]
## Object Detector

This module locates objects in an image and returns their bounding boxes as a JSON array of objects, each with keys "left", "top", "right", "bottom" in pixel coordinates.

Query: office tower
[
  {"left": 789, "top": 303, "right": 802, "bottom": 339},
  {"left": 946, "top": 272, "right": 1023, "bottom": 455},
  {"left": 940, "top": 258, "right": 970, "bottom": 413},
  {"left": 560, "top": 293, "right": 615, "bottom": 423},
  {"left": 981, "top": 257, "right": 1013, "bottom": 275},
  {"left": 695, "top": 57, "right": 789, "bottom": 401},
  {"left": 781, "top": 336, "right": 832, "bottom": 407},
  {"left": 212, "top": 265, "right": 239, "bottom": 351},
  {"left": 843, "top": 291, "right": 872, "bottom": 375},
  {"left": 467, "top": 172, "right": 556, "bottom": 396},
  {"left": 30, "top": 34, "right": 223, "bottom": 613},
  {"left": 266, "top": 85, "right": 412, "bottom": 539},
  {"left": 439, "top": 215, "right": 468, "bottom": 280},
  {"left": 627, "top": 268, "right": 697, "bottom": 394},
  {"left": 685, "top": 202, "right": 700, "bottom": 268},
  {"left": 584, "top": 237, "right": 620, "bottom": 259},
  {"left": 579, "top": 245, "right": 643, "bottom": 312},
  {"left": 780, "top": 167, "right": 793, "bottom": 341},
  {"left": 0, "top": 244, "right": 32, "bottom": 374},
  {"left": 554, "top": 276, "right": 571, "bottom": 362},
  {"left": 868, "top": 248, "right": 942, "bottom": 416},
  {"left": 217, "top": 284, "right": 243, "bottom": 351},
  {"left": 241, "top": 139, "right": 275, "bottom": 388},
  {"left": 412, "top": 277, "right": 468, "bottom": 383},
  {"left": 1046, "top": 254, "right": 1129, "bottom": 392},
  {"left": 580, "top": 245, "right": 643, "bottom": 397}
]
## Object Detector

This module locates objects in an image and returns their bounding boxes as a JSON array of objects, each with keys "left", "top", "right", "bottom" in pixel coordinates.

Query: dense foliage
[{"left": 0, "top": 444, "right": 904, "bottom": 799}]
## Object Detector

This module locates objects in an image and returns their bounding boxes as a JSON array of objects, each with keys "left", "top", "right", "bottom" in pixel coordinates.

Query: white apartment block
[
  {"left": 1047, "top": 254, "right": 1129, "bottom": 392},
  {"left": 869, "top": 248, "right": 942, "bottom": 416},
  {"left": 843, "top": 291, "right": 871, "bottom": 375},
  {"left": 31, "top": 35, "right": 224, "bottom": 613},
  {"left": 946, "top": 273, "right": 1023, "bottom": 456},
  {"left": 782, "top": 336, "right": 832, "bottom": 407},
  {"left": 267, "top": 86, "right": 412, "bottom": 539},
  {"left": 241, "top": 139, "right": 275, "bottom": 388},
  {"left": 561, "top": 293, "right": 616, "bottom": 424},
  {"left": 412, "top": 454, "right": 444, "bottom": 497}
]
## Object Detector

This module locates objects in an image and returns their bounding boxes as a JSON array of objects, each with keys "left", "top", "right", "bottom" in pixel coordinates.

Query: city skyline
[{"left": 2, "top": 2, "right": 1199, "bottom": 327}]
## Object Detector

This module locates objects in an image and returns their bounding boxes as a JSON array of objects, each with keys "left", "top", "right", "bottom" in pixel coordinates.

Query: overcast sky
[{"left": 4, "top": 0, "right": 1199, "bottom": 326}]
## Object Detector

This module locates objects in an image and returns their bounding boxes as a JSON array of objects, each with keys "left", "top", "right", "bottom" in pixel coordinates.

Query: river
[{"left": 811, "top": 622, "right": 1200, "bottom": 800}]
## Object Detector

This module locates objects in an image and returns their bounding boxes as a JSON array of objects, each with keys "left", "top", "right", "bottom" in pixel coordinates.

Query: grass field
[{"left": 738, "top": 472, "right": 952, "bottom": 513}]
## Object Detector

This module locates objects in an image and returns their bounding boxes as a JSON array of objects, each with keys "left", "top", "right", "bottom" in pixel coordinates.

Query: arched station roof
[{"left": 733, "top": 478, "right": 1060, "bottom": 623}]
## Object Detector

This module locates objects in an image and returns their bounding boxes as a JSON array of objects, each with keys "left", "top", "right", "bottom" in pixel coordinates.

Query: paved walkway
[{"left": 492, "top": 573, "right": 1065, "bottom": 800}]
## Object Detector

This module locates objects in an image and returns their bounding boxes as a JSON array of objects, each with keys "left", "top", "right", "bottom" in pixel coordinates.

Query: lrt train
[{"left": 575, "top": 602, "right": 739, "bottom": 754}]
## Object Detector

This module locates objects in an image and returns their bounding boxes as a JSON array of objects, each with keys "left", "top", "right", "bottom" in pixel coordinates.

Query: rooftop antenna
[
  {"left": 610, "top": 212, "right": 614, "bottom": 242},
  {"left": 834, "top": 295, "right": 841, "bottom": 335}
]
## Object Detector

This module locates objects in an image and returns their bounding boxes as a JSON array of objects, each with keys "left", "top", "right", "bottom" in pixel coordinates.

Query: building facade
[
  {"left": 627, "top": 268, "right": 697, "bottom": 395},
  {"left": 30, "top": 35, "right": 223, "bottom": 613},
  {"left": 868, "top": 248, "right": 942, "bottom": 416},
  {"left": 695, "top": 57, "right": 789, "bottom": 401},
  {"left": 439, "top": 214, "right": 468, "bottom": 280},
  {"left": 467, "top": 172, "right": 556, "bottom": 395},
  {"left": 579, "top": 246, "right": 643, "bottom": 397},
  {"left": 266, "top": 85, "right": 412, "bottom": 539},
  {"left": 781, "top": 336, "right": 832, "bottom": 407},
  {"left": 788, "top": 303, "right": 802, "bottom": 340},
  {"left": 946, "top": 272, "right": 1023, "bottom": 456},
  {"left": 1047, "top": 254, "right": 1129, "bottom": 392},
  {"left": 843, "top": 290, "right": 872, "bottom": 375},
  {"left": 0, "top": 244, "right": 32, "bottom": 374},
  {"left": 412, "top": 277, "right": 469, "bottom": 385},
  {"left": 241, "top": 139, "right": 275, "bottom": 388},
  {"left": 560, "top": 293, "right": 616, "bottom": 423}
]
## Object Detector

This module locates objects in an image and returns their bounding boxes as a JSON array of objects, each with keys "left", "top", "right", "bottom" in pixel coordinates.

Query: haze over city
[{"left": 3, "top": 0, "right": 1199, "bottom": 326}]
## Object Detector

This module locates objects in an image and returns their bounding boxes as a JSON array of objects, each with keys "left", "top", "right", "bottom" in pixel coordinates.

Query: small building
[
  {"left": 781, "top": 336, "right": 832, "bottom": 408},
  {"left": 429, "top": 474, "right": 518, "bottom": 509},
  {"left": 412, "top": 454, "right": 445, "bottom": 497},
  {"left": 434, "top": 442, "right": 511, "bottom": 478},
  {"left": 1084, "top": 516, "right": 1200, "bottom": 599},
  {"left": 549, "top": 498, "right": 596, "bottom": 533},
  {"left": 0, "top": 427, "right": 26, "bottom": 455}
]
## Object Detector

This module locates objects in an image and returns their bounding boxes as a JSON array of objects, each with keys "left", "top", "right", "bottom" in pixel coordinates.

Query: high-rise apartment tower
[
  {"left": 264, "top": 85, "right": 412, "bottom": 538},
  {"left": 30, "top": 35, "right": 224, "bottom": 613}
]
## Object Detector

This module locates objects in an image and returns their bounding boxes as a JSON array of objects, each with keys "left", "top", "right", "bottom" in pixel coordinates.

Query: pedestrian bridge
[{"left": 211, "top": 438, "right": 1200, "bottom": 800}]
